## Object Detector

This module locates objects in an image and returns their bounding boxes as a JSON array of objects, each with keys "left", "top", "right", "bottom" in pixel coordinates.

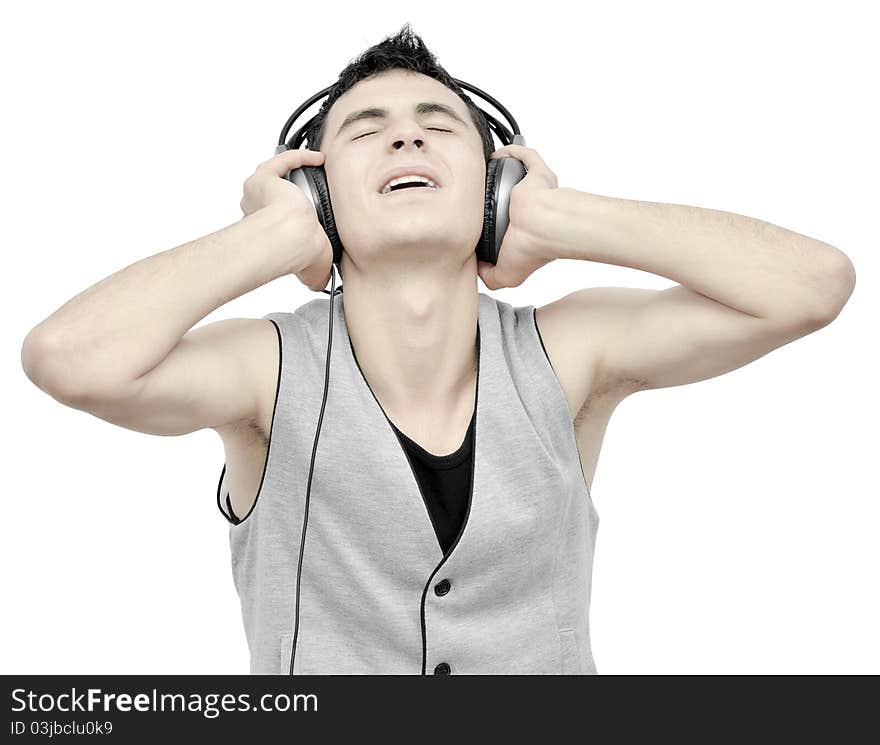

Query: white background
[{"left": 2, "top": 1, "right": 876, "bottom": 674}]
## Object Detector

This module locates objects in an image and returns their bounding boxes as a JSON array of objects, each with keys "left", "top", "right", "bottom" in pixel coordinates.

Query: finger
[
  {"left": 490, "top": 144, "right": 553, "bottom": 177},
  {"left": 258, "top": 148, "right": 325, "bottom": 176},
  {"left": 491, "top": 143, "right": 536, "bottom": 159}
]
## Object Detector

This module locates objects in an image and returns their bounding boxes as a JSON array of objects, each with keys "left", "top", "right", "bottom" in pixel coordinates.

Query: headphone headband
[{"left": 276, "top": 77, "right": 524, "bottom": 155}]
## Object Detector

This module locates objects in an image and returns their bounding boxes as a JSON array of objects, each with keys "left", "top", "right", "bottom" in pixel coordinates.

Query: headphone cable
[{"left": 288, "top": 261, "right": 339, "bottom": 674}]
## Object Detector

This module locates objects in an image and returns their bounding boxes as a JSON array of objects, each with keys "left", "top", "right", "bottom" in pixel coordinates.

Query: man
[{"left": 20, "top": 25, "right": 856, "bottom": 674}]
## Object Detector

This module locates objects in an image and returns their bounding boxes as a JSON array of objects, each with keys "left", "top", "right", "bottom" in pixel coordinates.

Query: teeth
[{"left": 381, "top": 175, "right": 439, "bottom": 194}]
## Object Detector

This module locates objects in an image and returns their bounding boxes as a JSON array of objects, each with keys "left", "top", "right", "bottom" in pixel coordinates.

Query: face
[{"left": 320, "top": 69, "right": 487, "bottom": 275}]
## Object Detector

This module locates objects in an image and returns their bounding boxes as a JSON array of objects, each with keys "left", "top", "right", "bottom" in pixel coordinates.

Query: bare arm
[
  {"left": 23, "top": 206, "right": 294, "bottom": 396},
  {"left": 530, "top": 187, "right": 855, "bottom": 407},
  {"left": 20, "top": 148, "right": 331, "bottom": 437},
  {"left": 20, "top": 206, "right": 298, "bottom": 432}
]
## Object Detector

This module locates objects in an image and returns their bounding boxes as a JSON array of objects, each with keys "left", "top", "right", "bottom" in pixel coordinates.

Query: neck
[{"left": 340, "top": 256, "right": 479, "bottom": 422}]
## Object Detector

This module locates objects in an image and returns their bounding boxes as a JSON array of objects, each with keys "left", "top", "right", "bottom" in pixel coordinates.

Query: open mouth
[
  {"left": 381, "top": 182, "right": 441, "bottom": 195},
  {"left": 379, "top": 174, "right": 442, "bottom": 195}
]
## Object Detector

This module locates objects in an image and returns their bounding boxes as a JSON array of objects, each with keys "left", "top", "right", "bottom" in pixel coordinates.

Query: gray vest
[{"left": 217, "top": 291, "right": 600, "bottom": 674}]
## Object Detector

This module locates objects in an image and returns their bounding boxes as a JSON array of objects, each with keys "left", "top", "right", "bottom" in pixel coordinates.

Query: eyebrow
[{"left": 334, "top": 101, "right": 468, "bottom": 139}]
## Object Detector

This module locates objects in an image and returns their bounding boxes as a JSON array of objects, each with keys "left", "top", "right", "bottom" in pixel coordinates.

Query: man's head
[{"left": 306, "top": 24, "right": 496, "bottom": 283}]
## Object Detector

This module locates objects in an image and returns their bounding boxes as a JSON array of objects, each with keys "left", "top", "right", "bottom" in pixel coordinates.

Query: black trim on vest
[
  {"left": 215, "top": 318, "right": 283, "bottom": 526},
  {"left": 418, "top": 323, "right": 481, "bottom": 675},
  {"left": 532, "top": 306, "right": 556, "bottom": 372},
  {"left": 225, "top": 491, "right": 241, "bottom": 525}
]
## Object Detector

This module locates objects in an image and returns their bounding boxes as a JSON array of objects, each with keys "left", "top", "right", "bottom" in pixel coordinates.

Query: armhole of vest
[
  {"left": 526, "top": 304, "right": 598, "bottom": 514},
  {"left": 517, "top": 304, "right": 573, "bottom": 425},
  {"left": 215, "top": 317, "right": 283, "bottom": 527}
]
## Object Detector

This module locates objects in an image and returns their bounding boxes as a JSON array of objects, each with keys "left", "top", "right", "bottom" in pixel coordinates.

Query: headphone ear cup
[
  {"left": 477, "top": 157, "right": 502, "bottom": 265},
  {"left": 288, "top": 165, "right": 345, "bottom": 267},
  {"left": 478, "top": 155, "right": 527, "bottom": 266}
]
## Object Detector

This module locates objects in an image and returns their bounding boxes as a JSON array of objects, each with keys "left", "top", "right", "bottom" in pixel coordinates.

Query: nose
[
  {"left": 387, "top": 118, "right": 425, "bottom": 150},
  {"left": 393, "top": 137, "right": 422, "bottom": 150}
]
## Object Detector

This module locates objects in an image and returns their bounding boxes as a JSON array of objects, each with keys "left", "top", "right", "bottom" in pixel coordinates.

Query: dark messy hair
[{"left": 305, "top": 23, "right": 494, "bottom": 161}]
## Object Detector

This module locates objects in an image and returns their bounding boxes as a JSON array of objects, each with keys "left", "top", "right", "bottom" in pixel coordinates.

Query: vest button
[
  {"left": 434, "top": 578, "right": 451, "bottom": 596},
  {"left": 434, "top": 662, "right": 451, "bottom": 675}
]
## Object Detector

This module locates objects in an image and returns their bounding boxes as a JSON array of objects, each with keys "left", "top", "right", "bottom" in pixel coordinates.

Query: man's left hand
[{"left": 477, "top": 144, "right": 560, "bottom": 290}]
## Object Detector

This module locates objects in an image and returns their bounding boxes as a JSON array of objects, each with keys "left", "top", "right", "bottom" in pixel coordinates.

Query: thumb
[{"left": 477, "top": 260, "right": 498, "bottom": 290}]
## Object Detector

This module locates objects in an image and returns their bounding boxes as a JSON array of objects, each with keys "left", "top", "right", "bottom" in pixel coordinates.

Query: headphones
[
  {"left": 276, "top": 77, "right": 527, "bottom": 279},
  {"left": 276, "top": 78, "right": 527, "bottom": 675}
]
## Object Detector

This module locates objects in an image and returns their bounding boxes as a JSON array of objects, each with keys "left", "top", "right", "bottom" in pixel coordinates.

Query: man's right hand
[{"left": 241, "top": 148, "right": 335, "bottom": 292}]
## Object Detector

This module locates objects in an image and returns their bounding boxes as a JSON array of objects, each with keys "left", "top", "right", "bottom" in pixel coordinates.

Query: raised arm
[
  {"left": 532, "top": 189, "right": 856, "bottom": 407},
  {"left": 20, "top": 148, "right": 332, "bottom": 437}
]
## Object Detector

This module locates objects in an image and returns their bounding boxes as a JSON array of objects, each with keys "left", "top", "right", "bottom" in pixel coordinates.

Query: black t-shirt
[{"left": 390, "top": 408, "right": 475, "bottom": 556}]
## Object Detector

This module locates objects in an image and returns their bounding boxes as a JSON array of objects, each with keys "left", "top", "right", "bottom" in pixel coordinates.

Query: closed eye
[{"left": 352, "top": 128, "right": 451, "bottom": 141}]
